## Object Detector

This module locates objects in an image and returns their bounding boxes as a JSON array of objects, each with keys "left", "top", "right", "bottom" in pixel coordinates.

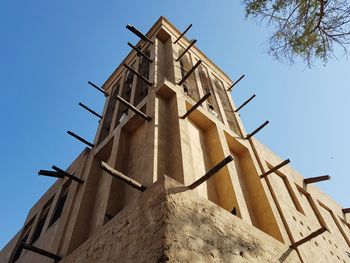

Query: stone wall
[{"left": 62, "top": 176, "right": 299, "bottom": 263}]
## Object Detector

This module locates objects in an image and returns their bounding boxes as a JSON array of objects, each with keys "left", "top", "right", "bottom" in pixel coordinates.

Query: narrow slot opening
[{"left": 31, "top": 197, "right": 54, "bottom": 243}]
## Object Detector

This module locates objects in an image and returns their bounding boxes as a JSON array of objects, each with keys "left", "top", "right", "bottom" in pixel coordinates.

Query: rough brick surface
[
  {"left": 163, "top": 181, "right": 299, "bottom": 262},
  {"left": 61, "top": 179, "right": 167, "bottom": 263},
  {"left": 62, "top": 176, "right": 299, "bottom": 263}
]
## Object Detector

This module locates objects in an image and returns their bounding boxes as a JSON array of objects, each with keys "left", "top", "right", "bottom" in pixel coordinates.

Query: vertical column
[
  {"left": 224, "top": 82, "right": 246, "bottom": 137},
  {"left": 177, "top": 91, "right": 197, "bottom": 186},
  {"left": 110, "top": 74, "right": 126, "bottom": 130},
  {"left": 93, "top": 85, "right": 111, "bottom": 146}
]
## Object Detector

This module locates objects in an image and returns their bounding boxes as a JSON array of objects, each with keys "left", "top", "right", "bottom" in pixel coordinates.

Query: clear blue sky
[{"left": 1, "top": 0, "right": 349, "bottom": 249}]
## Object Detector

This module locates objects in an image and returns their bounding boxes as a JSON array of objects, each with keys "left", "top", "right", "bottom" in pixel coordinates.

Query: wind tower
[{"left": 1, "top": 16, "right": 350, "bottom": 263}]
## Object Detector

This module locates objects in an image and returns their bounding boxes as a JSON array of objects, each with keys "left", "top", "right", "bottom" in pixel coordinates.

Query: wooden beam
[
  {"left": 38, "top": 170, "right": 64, "bottom": 179},
  {"left": 181, "top": 92, "right": 211, "bottom": 119},
  {"left": 127, "top": 42, "right": 153, "bottom": 62},
  {"left": 260, "top": 159, "right": 290, "bottom": 179},
  {"left": 235, "top": 94, "right": 256, "bottom": 112},
  {"left": 174, "top": 24, "right": 192, "bottom": 44},
  {"left": 290, "top": 226, "right": 328, "bottom": 249},
  {"left": 21, "top": 242, "right": 61, "bottom": 262},
  {"left": 124, "top": 63, "right": 153, "bottom": 86},
  {"left": 115, "top": 95, "right": 152, "bottom": 121},
  {"left": 188, "top": 156, "right": 234, "bottom": 189},
  {"left": 227, "top": 74, "right": 245, "bottom": 91},
  {"left": 175, "top": 39, "right": 197, "bottom": 62},
  {"left": 52, "top": 165, "right": 84, "bottom": 184},
  {"left": 126, "top": 24, "right": 154, "bottom": 44},
  {"left": 343, "top": 208, "right": 350, "bottom": 214},
  {"left": 99, "top": 161, "right": 147, "bottom": 192},
  {"left": 304, "top": 175, "right": 331, "bottom": 184},
  {"left": 78, "top": 102, "right": 102, "bottom": 119},
  {"left": 67, "top": 131, "right": 95, "bottom": 148},
  {"left": 88, "top": 81, "right": 108, "bottom": 96},
  {"left": 245, "top": 120, "right": 269, "bottom": 140},
  {"left": 177, "top": 60, "right": 202, "bottom": 86}
]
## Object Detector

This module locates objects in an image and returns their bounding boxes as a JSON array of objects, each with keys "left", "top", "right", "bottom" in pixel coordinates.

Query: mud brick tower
[{"left": 1, "top": 16, "right": 350, "bottom": 263}]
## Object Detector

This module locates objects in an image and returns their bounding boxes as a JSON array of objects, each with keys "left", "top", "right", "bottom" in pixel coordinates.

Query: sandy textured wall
[{"left": 62, "top": 176, "right": 299, "bottom": 263}]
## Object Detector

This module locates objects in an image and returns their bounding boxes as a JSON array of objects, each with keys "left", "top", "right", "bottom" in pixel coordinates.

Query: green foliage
[{"left": 243, "top": 0, "right": 350, "bottom": 66}]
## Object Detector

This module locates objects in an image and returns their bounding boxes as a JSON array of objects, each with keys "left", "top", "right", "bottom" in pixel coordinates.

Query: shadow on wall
[{"left": 163, "top": 187, "right": 295, "bottom": 263}]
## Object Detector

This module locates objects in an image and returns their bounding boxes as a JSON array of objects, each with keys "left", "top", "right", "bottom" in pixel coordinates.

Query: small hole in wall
[
  {"left": 307, "top": 226, "right": 311, "bottom": 231},
  {"left": 323, "top": 236, "right": 326, "bottom": 240},
  {"left": 331, "top": 251, "right": 334, "bottom": 256},
  {"left": 300, "top": 221, "right": 304, "bottom": 226},
  {"left": 300, "top": 232, "right": 304, "bottom": 237},
  {"left": 329, "top": 240, "right": 333, "bottom": 245},
  {"left": 315, "top": 241, "right": 319, "bottom": 246},
  {"left": 335, "top": 244, "right": 338, "bottom": 248},
  {"left": 337, "top": 256, "right": 340, "bottom": 260},
  {"left": 239, "top": 251, "right": 244, "bottom": 257},
  {"left": 293, "top": 216, "right": 297, "bottom": 221}
]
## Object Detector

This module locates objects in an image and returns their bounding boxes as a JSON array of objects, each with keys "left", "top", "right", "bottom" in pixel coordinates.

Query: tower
[{"left": 1, "top": 16, "right": 350, "bottom": 263}]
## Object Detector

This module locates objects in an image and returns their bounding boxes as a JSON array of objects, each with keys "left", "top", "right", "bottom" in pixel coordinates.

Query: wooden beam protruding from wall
[
  {"left": 227, "top": 74, "right": 245, "bottom": 91},
  {"left": 188, "top": 156, "right": 234, "bottom": 189},
  {"left": 290, "top": 226, "right": 328, "bottom": 249},
  {"left": 304, "top": 175, "right": 331, "bottom": 184},
  {"left": 67, "top": 131, "right": 95, "bottom": 148},
  {"left": 88, "top": 81, "right": 108, "bottom": 96},
  {"left": 235, "top": 94, "right": 256, "bottom": 113},
  {"left": 343, "top": 208, "right": 350, "bottom": 214},
  {"left": 114, "top": 95, "right": 152, "bottom": 121},
  {"left": 124, "top": 63, "right": 153, "bottom": 86},
  {"left": 260, "top": 159, "right": 291, "bottom": 179},
  {"left": 38, "top": 167, "right": 84, "bottom": 184},
  {"left": 99, "top": 161, "right": 147, "bottom": 192},
  {"left": 38, "top": 170, "right": 64, "bottom": 178},
  {"left": 181, "top": 92, "right": 211, "bottom": 119},
  {"left": 127, "top": 42, "right": 153, "bottom": 62},
  {"left": 174, "top": 24, "right": 193, "bottom": 44},
  {"left": 245, "top": 120, "right": 269, "bottom": 140},
  {"left": 79, "top": 102, "right": 102, "bottom": 119},
  {"left": 176, "top": 39, "right": 197, "bottom": 62},
  {"left": 52, "top": 166, "right": 84, "bottom": 184},
  {"left": 126, "top": 24, "right": 154, "bottom": 44},
  {"left": 177, "top": 60, "right": 202, "bottom": 86}
]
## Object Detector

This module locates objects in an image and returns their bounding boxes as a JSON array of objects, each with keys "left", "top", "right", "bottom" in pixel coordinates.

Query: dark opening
[
  {"left": 134, "top": 47, "right": 151, "bottom": 106},
  {"left": 11, "top": 217, "right": 35, "bottom": 262},
  {"left": 12, "top": 233, "right": 29, "bottom": 262},
  {"left": 31, "top": 214, "right": 47, "bottom": 243},
  {"left": 31, "top": 198, "right": 53, "bottom": 243},
  {"left": 49, "top": 182, "right": 70, "bottom": 226},
  {"left": 50, "top": 192, "right": 67, "bottom": 225},
  {"left": 97, "top": 80, "right": 120, "bottom": 144},
  {"left": 115, "top": 65, "right": 135, "bottom": 128}
]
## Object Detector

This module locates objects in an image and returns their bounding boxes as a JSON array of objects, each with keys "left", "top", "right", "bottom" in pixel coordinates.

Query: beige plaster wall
[
  {"left": 61, "top": 176, "right": 300, "bottom": 263},
  {"left": 251, "top": 138, "right": 350, "bottom": 262},
  {"left": 2, "top": 16, "right": 350, "bottom": 263}
]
